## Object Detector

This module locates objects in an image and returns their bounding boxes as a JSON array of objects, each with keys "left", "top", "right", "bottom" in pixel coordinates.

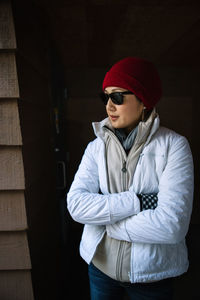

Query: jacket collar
[{"left": 92, "top": 109, "right": 160, "bottom": 145}]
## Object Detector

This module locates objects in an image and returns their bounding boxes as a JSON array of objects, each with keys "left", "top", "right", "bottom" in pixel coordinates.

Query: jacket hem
[{"left": 130, "top": 265, "right": 189, "bottom": 283}]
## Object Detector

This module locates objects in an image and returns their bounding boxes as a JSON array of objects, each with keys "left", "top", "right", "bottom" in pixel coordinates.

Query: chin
[{"left": 111, "top": 123, "right": 121, "bottom": 129}]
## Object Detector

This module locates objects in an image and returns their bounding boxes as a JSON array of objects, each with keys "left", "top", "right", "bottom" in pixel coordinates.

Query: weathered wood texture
[
  {"left": 0, "top": 2, "right": 34, "bottom": 300},
  {"left": 0, "top": 99, "right": 22, "bottom": 145},
  {"left": 0, "top": 231, "right": 31, "bottom": 270},
  {"left": 0, "top": 191, "right": 27, "bottom": 231},
  {"left": 0, "top": 1, "right": 16, "bottom": 49},
  {"left": 0, "top": 147, "right": 25, "bottom": 190},
  {"left": 0, "top": 53, "right": 19, "bottom": 98},
  {"left": 0, "top": 271, "right": 34, "bottom": 300},
  {"left": 10, "top": 0, "right": 63, "bottom": 299}
]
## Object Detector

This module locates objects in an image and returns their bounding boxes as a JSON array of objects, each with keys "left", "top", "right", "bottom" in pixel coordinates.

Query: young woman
[{"left": 67, "top": 57, "right": 194, "bottom": 300}]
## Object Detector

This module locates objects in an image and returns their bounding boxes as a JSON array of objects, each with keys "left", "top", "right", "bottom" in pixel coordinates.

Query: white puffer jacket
[{"left": 67, "top": 115, "right": 194, "bottom": 283}]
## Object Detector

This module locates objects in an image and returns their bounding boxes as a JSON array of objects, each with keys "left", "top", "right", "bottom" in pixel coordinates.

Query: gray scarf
[{"left": 115, "top": 126, "right": 138, "bottom": 151}]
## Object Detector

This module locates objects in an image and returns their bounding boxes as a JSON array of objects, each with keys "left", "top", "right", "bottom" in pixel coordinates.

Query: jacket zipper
[
  {"left": 116, "top": 241, "right": 125, "bottom": 281},
  {"left": 104, "top": 128, "right": 129, "bottom": 282},
  {"left": 122, "top": 160, "right": 127, "bottom": 190},
  {"left": 115, "top": 160, "right": 128, "bottom": 281}
]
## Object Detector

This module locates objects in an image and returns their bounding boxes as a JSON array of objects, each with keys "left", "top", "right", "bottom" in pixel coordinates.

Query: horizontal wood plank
[
  {"left": 0, "top": 53, "right": 19, "bottom": 98},
  {"left": 0, "top": 147, "right": 25, "bottom": 190},
  {"left": 0, "top": 1, "right": 16, "bottom": 49},
  {"left": 0, "top": 191, "right": 27, "bottom": 231},
  {"left": 0, "top": 231, "right": 31, "bottom": 270},
  {"left": 0, "top": 99, "right": 22, "bottom": 145},
  {"left": 0, "top": 270, "right": 34, "bottom": 300}
]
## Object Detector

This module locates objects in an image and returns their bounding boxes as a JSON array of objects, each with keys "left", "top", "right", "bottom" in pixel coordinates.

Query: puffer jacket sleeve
[
  {"left": 106, "top": 135, "right": 194, "bottom": 244},
  {"left": 67, "top": 139, "right": 141, "bottom": 225}
]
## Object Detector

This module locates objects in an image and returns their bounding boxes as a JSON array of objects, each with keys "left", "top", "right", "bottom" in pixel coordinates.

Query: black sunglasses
[{"left": 99, "top": 91, "right": 134, "bottom": 105}]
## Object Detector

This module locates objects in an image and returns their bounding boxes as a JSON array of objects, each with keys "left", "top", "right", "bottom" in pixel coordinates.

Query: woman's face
[{"left": 105, "top": 86, "right": 144, "bottom": 133}]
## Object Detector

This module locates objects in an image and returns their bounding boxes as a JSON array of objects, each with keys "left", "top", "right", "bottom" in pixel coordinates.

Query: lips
[{"left": 110, "top": 115, "right": 119, "bottom": 121}]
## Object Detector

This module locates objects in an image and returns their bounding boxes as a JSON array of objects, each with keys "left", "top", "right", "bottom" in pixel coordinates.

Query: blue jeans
[{"left": 88, "top": 263, "right": 173, "bottom": 300}]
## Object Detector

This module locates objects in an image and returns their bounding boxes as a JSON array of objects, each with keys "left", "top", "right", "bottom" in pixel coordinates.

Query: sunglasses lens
[
  {"left": 100, "top": 92, "right": 124, "bottom": 105},
  {"left": 111, "top": 93, "right": 123, "bottom": 105}
]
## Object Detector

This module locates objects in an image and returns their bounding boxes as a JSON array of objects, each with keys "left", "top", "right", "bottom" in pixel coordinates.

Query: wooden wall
[
  {"left": 0, "top": 1, "right": 34, "bottom": 299},
  {"left": 0, "top": 1, "right": 63, "bottom": 299}
]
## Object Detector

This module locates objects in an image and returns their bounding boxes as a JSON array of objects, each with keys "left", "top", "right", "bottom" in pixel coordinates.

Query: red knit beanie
[{"left": 102, "top": 57, "right": 162, "bottom": 109}]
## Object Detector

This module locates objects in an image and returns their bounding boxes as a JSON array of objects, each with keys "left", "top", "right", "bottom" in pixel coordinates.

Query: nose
[{"left": 106, "top": 98, "right": 116, "bottom": 111}]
